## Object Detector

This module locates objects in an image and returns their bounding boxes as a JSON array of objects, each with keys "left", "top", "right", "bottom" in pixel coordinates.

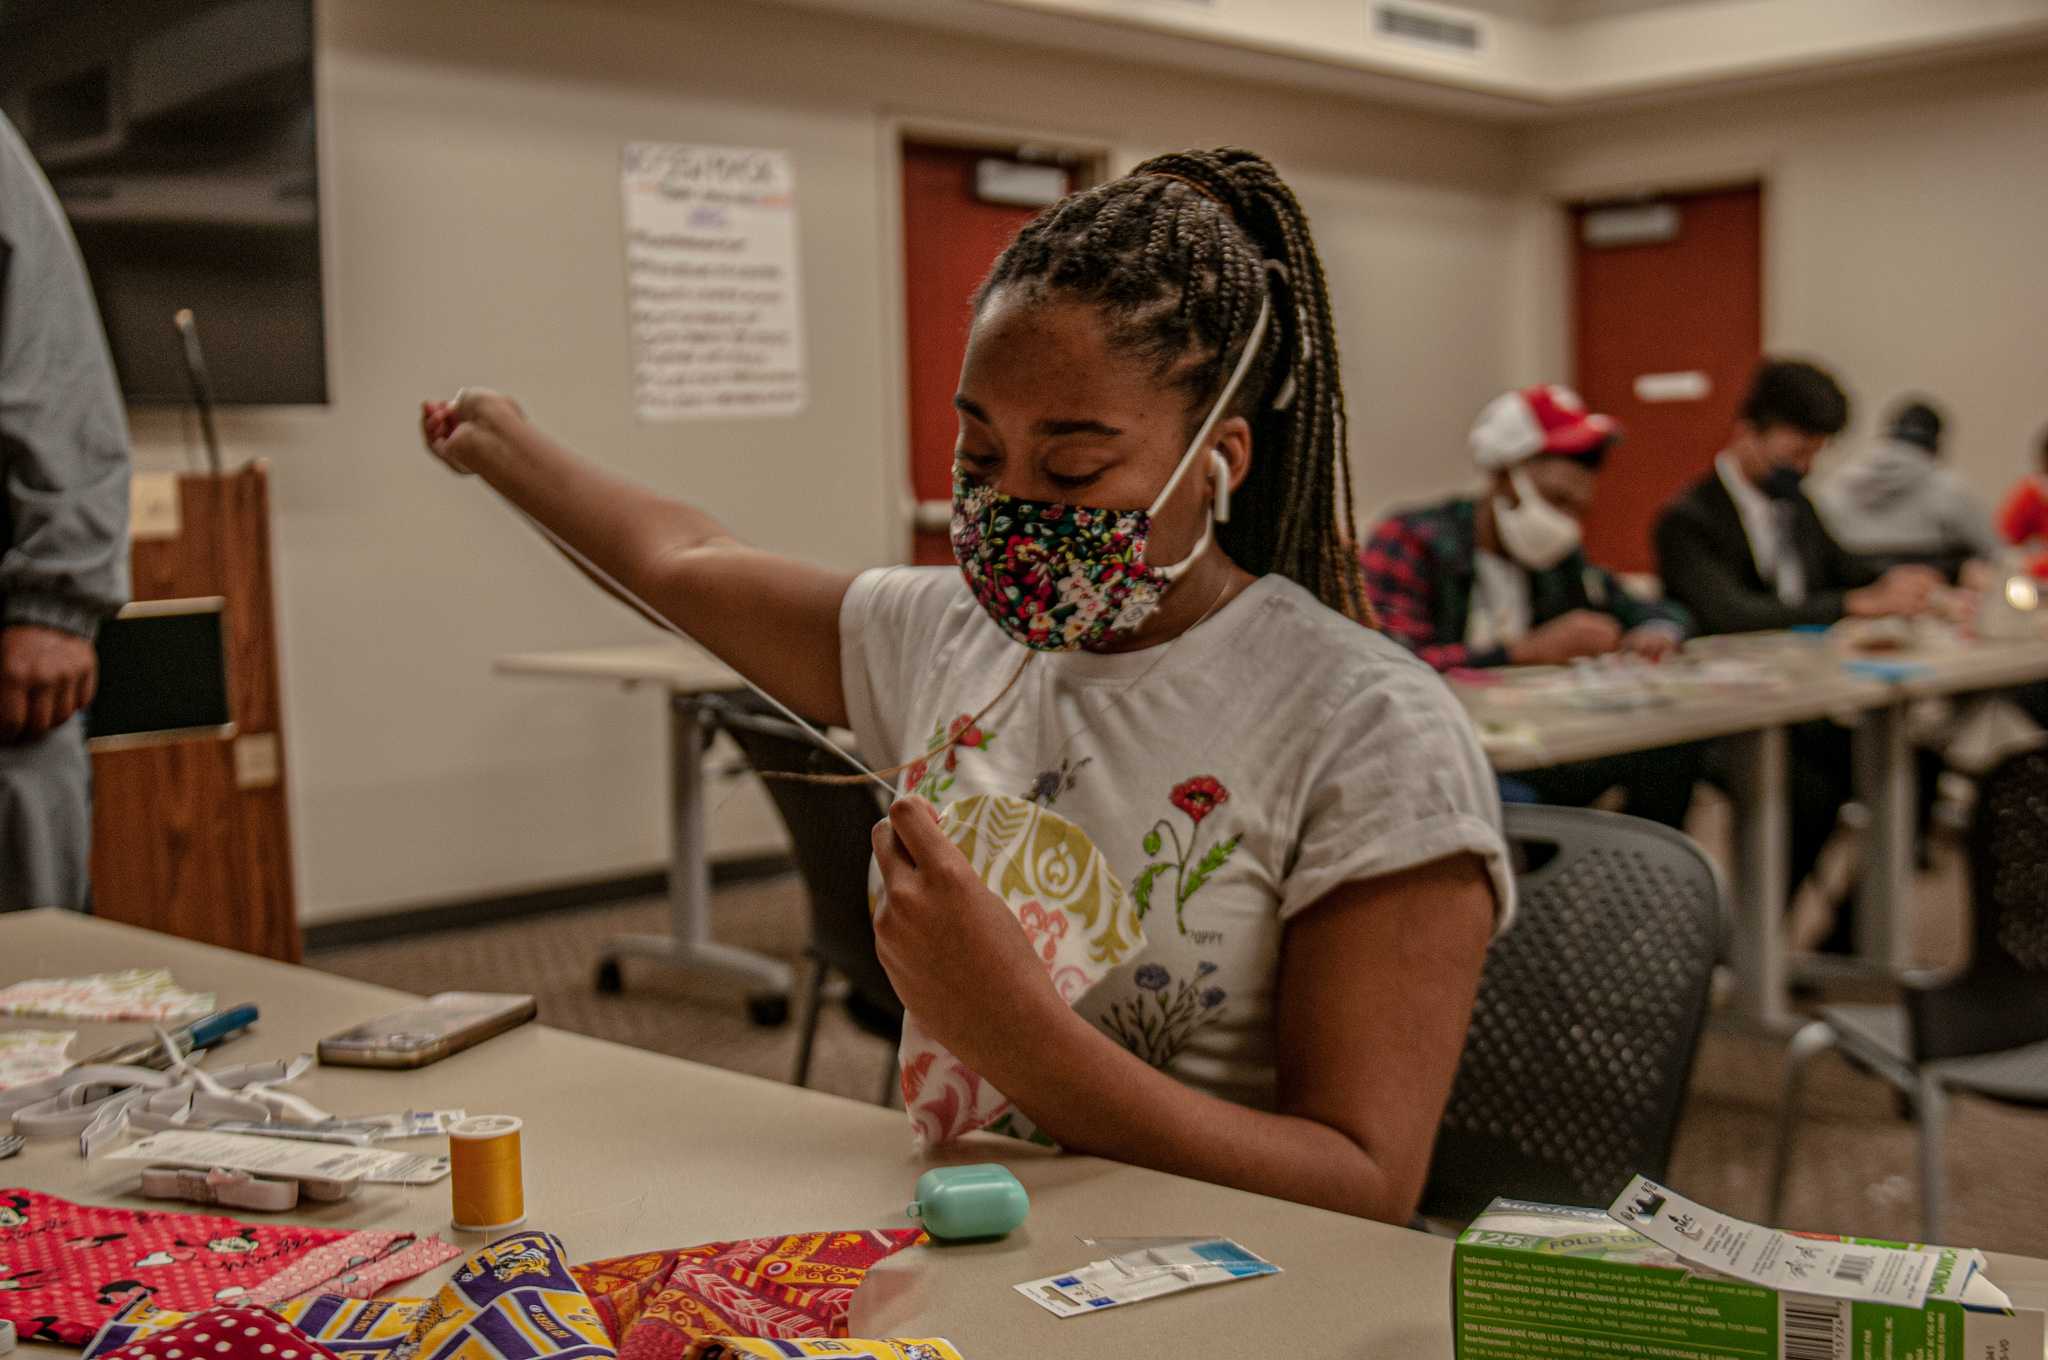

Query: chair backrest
[
  {"left": 698, "top": 695, "right": 901, "bottom": 1019},
  {"left": 1420, "top": 803, "right": 1726, "bottom": 1224},
  {"left": 1909, "top": 746, "right": 2048, "bottom": 1061}
]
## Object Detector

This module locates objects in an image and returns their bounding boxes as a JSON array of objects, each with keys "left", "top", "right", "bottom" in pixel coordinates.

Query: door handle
[{"left": 912, "top": 499, "right": 952, "bottom": 532}]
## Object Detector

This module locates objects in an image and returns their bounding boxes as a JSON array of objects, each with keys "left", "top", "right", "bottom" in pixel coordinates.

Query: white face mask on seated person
[{"left": 1492, "top": 466, "right": 1582, "bottom": 571}]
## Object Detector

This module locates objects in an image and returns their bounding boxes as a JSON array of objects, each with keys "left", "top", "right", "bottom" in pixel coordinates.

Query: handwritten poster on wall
[{"left": 621, "top": 142, "right": 806, "bottom": 420}]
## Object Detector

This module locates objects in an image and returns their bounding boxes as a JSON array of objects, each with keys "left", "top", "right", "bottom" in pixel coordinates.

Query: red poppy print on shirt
[
  {"left": 905, "top": 715, "right": 999, "bottom": 802},
  {"left": 1170, "top": 776, "right": 1229, "bottom": 825},
  {"left": 1133, "top": 776, "right": 1242, "bottom": 934}
]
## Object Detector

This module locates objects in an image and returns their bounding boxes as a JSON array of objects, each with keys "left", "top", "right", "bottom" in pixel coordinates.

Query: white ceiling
[{"left": 772, "top": 0, "right": 2048, "bottom": 121}]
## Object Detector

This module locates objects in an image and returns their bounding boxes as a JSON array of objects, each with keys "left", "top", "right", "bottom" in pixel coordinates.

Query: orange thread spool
[{"left": 449, "top": 1114, "right": 525, "bottom": 1233}]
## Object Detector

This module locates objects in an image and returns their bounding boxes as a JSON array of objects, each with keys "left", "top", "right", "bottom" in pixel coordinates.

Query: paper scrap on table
[
  {"left": 0, "top": 970, "right": 214, "bottom": 1023},
  {"left": 0, "top": 1030, "right": 73, "bottom": 1090},
  {"left": 1014, "top": 1237, "right": 1278, "bottom": 1318},
  {"left": 360, "top": 1109, "right": 468, "bottom": 1138},
  {"left": 212, "top": 1110, "right": 468, "bottom": 1146},
  {"left": 1609, "top": 1175, "right": 1985, "bottom": 1308},
  {"left": 113, "top": 1129, "right": 451, "bottom": 1185}
]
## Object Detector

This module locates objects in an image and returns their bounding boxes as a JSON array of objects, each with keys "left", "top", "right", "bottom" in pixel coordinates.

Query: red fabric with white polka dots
[
  {"left": 0, "top": 1189, "right": 351, "bottom": 1346},
  {"left": 96, "top": 1308, "right": 342, "bottom": 1360}
]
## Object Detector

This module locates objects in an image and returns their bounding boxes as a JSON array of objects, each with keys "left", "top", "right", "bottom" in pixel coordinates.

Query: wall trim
[{"left": 303, "top": 854, "right": 793, "bottom": 952}]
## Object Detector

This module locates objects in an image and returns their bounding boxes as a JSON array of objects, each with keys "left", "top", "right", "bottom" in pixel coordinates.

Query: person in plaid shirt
[{"left": 1361, "top": 385, "right": 1702, "bottom": 829}]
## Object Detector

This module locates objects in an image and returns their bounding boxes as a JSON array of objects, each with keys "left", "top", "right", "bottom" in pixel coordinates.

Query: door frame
[
  {"left": 1564, "top": 179, "right": 1767, "bottom": 571},
  {"left": 875, "top": 113, "right": 1112, "bottom": 562},
  {"left": 1543, "top": 151, "right": 1784, "bottom": 377}
]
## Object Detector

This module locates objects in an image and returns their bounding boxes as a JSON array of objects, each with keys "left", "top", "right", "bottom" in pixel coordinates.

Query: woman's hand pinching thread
[
  {"left": 419, "top": 387, "right": 524, "bottom": 475},
  {"left": 870, "top": 797, "right": 1061, "bottom": 1072}
]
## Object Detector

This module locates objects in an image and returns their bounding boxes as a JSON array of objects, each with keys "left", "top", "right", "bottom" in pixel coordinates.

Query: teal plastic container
[{"left": 906, "top": 1164, "right": 1030, "bottom": 1241}]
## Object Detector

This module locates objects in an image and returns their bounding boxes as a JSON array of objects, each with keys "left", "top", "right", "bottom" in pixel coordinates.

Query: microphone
[{"left": 173, "top": 308, "right": 223, "bottom": 479}]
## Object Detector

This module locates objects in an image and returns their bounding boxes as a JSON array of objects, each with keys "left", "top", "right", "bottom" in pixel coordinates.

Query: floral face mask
[{"left": 950, "top": 291, "right": 1273, "bottom": 652}]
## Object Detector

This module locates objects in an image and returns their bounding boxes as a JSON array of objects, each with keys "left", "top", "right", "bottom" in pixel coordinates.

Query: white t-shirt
[
  {"left": 1467, "top": 549, "right": 1534, "bottom": 653},
  {"left": 1718, "top": 452, "right": 1806, "bottom": 605},
  {"left": 839, "top": 566, "right": 1514, "bottom": 1113}
]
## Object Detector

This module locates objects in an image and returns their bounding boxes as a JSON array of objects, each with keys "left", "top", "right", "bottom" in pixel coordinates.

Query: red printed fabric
[
  {"left": 571, "top": 1231, "right": 926, "bottom": 1360},
  {"left": 93, "top": 1307, "right": 344, "bottom": 1360},
  {"left": 0, "top": 1189, "right": 450, "bottom": 1348}
]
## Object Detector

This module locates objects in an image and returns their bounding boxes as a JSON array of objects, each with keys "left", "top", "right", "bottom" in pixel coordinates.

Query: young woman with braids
[{"left": 420, "top": 148, "right": 1509, "bottom": 1223}]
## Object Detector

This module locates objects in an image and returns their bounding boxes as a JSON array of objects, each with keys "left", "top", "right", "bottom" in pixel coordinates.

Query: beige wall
[
  {"left": 1515, "top": 49, "right": 2048, "bottom": 503},
  {"left": 125, "top": 0, "right": 1524, "bottom": 922}
]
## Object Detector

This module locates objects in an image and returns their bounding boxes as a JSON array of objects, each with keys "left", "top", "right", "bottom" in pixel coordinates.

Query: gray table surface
[{"left": 2, "top": 912, "right": 1459, "bottom": 1358}]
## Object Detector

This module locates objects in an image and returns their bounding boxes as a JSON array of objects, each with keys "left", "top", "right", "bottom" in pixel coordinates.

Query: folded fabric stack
[
  {"left": 85, "top": 1233, "right": 610, "bottom": 1360},
  {"left": 1, "top": 1188, "right": 462, "bottom": 1348},
  {"left": 681, "top": 1343, "right": 962, "bottom": 1359},
  {"left": 77, "top": 1230, "right": 948, "bottom": 1360},
  {"left": 0, "top": 972, "right": 214, "bottom": 1024},
  {"left": 571, "top": 1231, "right": 928, "bottom": 1360}
]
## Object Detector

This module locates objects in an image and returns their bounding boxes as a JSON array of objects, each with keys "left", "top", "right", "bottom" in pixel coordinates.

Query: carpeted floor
[{"left": 311, "top": 803, "right": 2048, "bottom": 1257}]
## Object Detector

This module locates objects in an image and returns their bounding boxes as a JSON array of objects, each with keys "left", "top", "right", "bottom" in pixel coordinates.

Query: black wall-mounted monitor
[{"left": 0, "top": 0, "right": 327, "bottom": 406}]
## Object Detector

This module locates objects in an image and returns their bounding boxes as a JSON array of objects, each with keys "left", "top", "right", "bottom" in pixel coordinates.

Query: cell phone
[{"left": 317, "top": 992, "right": 537, "bottom": 1069}]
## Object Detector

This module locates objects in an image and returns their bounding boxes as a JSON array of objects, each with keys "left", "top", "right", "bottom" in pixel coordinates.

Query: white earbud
[{"left": 1210, "top": 449, "right": 1232, "bottom": 524}]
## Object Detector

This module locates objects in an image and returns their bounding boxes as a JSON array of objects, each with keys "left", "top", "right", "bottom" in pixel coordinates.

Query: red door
[
  {"left": 901, "top": 144, "right": 1064, "bottom": 564},
  {"left": 1573, "top": 185, "right": 1762, "bottom": 573}
]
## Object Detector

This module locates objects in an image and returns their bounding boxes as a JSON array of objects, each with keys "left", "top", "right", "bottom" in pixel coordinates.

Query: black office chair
[
  {"left": 1421, "top": 803, "right": 1726, "bottom": 1224},
  {"left": 1769, "top": 745, "right": 2048, "bottom": 1240},
  {"left": 700, "top": 694, "right": 903, "bottom": 1107}
]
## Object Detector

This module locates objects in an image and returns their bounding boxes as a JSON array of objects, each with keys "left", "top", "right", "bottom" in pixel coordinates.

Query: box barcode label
[
  {"left": 1781, "top": 1296, "right": 1847, "bottom": 1360},
  {"left": 1832, "top": 1252, "right": 1873, "bottom": 1285}
]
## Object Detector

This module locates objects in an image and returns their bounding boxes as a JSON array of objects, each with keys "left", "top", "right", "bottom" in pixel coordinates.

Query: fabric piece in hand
[
  {"left": 0, "top": 1032, "right": 73, "bottom": 1091},
  {"left": 683, "top": 1343, "right": 962, "bottom": 1360},
  {"left": 0, "top": 1189, "right": 454, "bottom": 1348},
  {"left": 878, "top": 794, "right": 1141, "bottom": 1147},
  {"left": 91, "top": 1306, "right": 345, "bottom": 1360},
  {"left": 572, "top": 1231, "right": 926, "bottom": 1360},
  {"left": 0, "top": 971, "right": 214, "bottom": 1023},
  {"left": 88, "top": 1233, "right": 609, "bottom": 1360}
]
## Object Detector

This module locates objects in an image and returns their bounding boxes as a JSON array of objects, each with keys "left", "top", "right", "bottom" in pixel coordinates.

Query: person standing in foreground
[
  {"left": 0, "top": 112, "right": 131, "bottom": 912},
  {"left": 1364, "top": 384, "right": 1702, "bottom": 829},
  {"left": 422, "top": 148, "right": 1510, "bottom": 1224},
  {"left": 1655, "top": 359, "right": 1937, "bottom": 950}
]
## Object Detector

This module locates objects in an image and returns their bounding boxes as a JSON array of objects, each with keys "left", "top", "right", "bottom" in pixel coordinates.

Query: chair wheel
[
  {"left": 595, "top": 959, "right": 624, "bottom": 994},
  {"left": 747, "top": 993, "right": 791, "bottom": 1027}
]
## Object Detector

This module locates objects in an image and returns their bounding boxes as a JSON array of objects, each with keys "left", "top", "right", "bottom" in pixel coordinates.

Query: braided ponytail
[{"left": 976, "top": 147, "right": 1372, "bottom": 624}]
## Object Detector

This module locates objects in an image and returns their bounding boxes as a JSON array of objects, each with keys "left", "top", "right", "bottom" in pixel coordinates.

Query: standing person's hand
[
  {"left": 420, "top": 388, "right": 525, "bottom": 476},
  {"left": 1508, "top": 610, "right": 1623, "bottom": 666},
  {"left": 0, "top": 625, "right": 97, "bottom": 743}
]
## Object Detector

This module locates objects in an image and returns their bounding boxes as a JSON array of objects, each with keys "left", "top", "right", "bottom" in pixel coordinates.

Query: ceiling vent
[{"left": 1372, "top": 2, "right": 1485, "bottom": 55}]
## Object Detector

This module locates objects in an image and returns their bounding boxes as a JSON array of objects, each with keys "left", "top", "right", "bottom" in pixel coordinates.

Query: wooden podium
[{"left": 90, "top": 464, "right": 300, "bottom": 961}]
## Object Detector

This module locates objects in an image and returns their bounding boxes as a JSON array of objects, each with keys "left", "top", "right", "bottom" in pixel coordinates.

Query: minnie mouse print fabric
[{"left": 0, "top": 1189, "right": 458, "bottom": 1346}]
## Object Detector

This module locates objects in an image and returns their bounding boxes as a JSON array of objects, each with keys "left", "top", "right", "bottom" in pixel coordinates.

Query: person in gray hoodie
[
  {"left": 1816, "top": 397, "right": 2002, "bottom": 581},
  {"left": 0, "top": 111, "right": 131, "bottom": 911}
]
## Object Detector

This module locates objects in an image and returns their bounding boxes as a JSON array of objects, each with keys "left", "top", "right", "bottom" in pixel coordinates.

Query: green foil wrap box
[{"left": 1453, "top": 1199, "right": 2044, "bottom": 1360}]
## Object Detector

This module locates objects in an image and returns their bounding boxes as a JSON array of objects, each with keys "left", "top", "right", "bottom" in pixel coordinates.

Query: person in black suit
[{"left": 1655, "top": 359, "right": 1941, "bottom": 952}]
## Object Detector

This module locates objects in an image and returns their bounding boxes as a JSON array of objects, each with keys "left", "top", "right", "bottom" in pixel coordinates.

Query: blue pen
[
  {"left": 186, "top": 1005, "right": 259, "bottom": 1052},
  {"left": 79, "top": 1005, "right": 259, "bottom": 1069}
]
